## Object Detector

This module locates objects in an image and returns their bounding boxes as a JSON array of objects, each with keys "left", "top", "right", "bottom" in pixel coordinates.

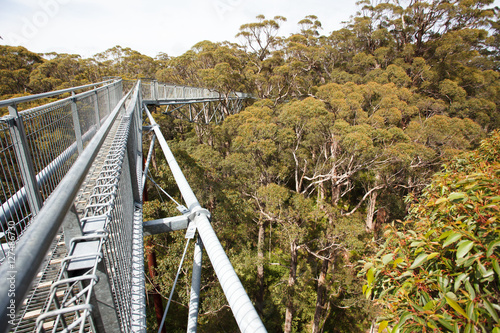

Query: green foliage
[
  {"left": 0, "top": 45, "right": 43, "bottom": 97},
  {"left": 28, "top": 53, "right": 95, "bottom": 93},
  {"left": 362, "top": 131, "right": 500, "bottom": 332},
  {"left": 2, "top": 1, "right": 499, "bottom": 331},
  {"left": 94, "top": 45, "right": 157, "bottom": 79}
]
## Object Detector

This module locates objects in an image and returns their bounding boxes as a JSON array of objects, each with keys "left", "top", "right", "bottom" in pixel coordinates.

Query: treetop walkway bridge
[{"left": 0, "top": 79, "right": 264, "bottom": 333}]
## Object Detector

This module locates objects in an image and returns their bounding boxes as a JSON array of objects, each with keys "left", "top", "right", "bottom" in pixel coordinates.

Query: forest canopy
[{"left": 1, "top": 0, "right": 499, "bottom": 332}]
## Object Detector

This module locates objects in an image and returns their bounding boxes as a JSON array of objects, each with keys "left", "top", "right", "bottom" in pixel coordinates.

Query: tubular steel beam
[
  {"left": 142, "top": 134, "right": 156, "bottom": 193},
  {"left": 144, "top": 107, "right": 198, "bottom": 210},
  {"left": 144, "top": 106, "right": 266, "bottom": 333},
  {"left": 0, "top": 90, "right": 131, "bottom": 333},
  {"left": 143, "top": 215, "right": 189, "bottom": 235},
  {"left": 194, "top": 212, "right": 266, "bottom": 333},
  {"left": 187, "top": 236, "right": 203, "bottom": 333}
]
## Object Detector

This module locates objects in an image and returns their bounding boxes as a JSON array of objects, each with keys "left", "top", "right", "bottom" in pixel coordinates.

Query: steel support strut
[
  {"left": 144, "top": 106, "right": 266, "bottom": 333},
  {"left": 187, "top": 236, "right": 203, "bottom": 333}
]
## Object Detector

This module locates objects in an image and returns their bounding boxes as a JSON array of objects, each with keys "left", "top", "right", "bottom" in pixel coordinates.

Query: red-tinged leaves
[{"left": 364, "top": 131, "right": 500, "bottom": 332}]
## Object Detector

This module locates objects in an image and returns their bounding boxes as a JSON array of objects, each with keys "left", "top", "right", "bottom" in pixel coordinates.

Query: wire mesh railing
[
  {"left": 0, "top": 80, "right": 122, "bottom": 264},
  {"left": 0, "top": 119, "right": 31, "bottom": 261},
  {"left": 34, "top": 82, "right": 144, "bottom": 333},
  {"left": 141, "top": 80, "right": 251, "bottom": 101}
]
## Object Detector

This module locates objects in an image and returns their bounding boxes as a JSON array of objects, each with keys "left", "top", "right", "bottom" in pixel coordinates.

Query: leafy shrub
[{"left": 361, "top": 131, "right": 500, "bottom": 333}]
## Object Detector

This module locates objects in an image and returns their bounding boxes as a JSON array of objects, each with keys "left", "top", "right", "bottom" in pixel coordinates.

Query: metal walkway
[{"left": 0, "top": 79, "right": 264, "bottom": 333}]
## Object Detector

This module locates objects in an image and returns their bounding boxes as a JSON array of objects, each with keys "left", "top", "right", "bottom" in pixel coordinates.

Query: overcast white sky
[{"left": 0, "top": 0, "right": 358, "bottom": 58}]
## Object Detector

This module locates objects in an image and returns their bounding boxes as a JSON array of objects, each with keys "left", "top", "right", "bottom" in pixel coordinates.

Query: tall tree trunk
[
  {"left": 284, "top": 240, "right": 298, "bottom": 333},
  {"left": 146, "top": 239, "right": 166, "bottom": 333},
  {"left": 331, "top": 177, "right": 340, "bottom": 207},
  {"left": 365, "top": 190, "right": 378, "bottom": 232},
  {"left": 330, "top": 138, "right": 341, "bottom": 206},
  {"left": 195, "top": 122, "right": 204, "bottom": 144},
  {"left": 318, "top": 181, "right": 326, "bottom": 203},
  {"left": 312, "top": 257, "right": 330, "bottom": 333},
  {"left": 256, "top": 219, "right": 265, "bottom": 315}
]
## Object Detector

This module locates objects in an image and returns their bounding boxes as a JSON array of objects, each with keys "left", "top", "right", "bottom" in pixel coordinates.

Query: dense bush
[{"left": 362, "top": 131, "right": 500, "bottom": 332}]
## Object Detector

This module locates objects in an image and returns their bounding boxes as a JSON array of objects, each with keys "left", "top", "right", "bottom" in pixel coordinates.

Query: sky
[{"left": 0, "top": 0, "right": 358, "bottom": 59}]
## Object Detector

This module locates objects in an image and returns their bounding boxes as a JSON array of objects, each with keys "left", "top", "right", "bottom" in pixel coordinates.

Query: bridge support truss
[{"left": 142, "top": 80, "right": 250, "bottom": 124}]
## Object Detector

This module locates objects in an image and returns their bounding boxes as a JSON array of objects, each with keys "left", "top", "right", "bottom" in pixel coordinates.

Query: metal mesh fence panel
[
  {"left": 77, "top": 94, "right": 98, "bottom": 145},
  {"left": 140, "top": 81, "right": 152, "bottom": 100},
  {"left": 0, "top": 81, "right": 122, "bottom": 265},
  {"left": 21, "top": 99, "right": 77, "bottom": 201},
  {"left": 0, "top": 120, "right": 31, "bottom": 262},
  {"left": 34, "top": 84, "right": 142, "bottom": 332},
  {"left": 98, "top": 88, "right": 111, "bottom": 123},
  {"left": 104, "top": 159, "right": 134, "bottom": 331}
]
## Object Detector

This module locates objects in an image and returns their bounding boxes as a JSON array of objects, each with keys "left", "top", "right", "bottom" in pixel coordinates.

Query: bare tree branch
[{"left": 343, "top": 185, "right": 385, "bottom": 216}]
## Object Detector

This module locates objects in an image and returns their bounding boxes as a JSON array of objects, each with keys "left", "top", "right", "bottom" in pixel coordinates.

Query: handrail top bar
[
  {"left": 142, "top": 79, "right": 252, "bottom": 97},
  {"left": 0, "top": 79, "right": 117, "bottom": 108},
  {"left": 15, "top": 83, "right": 119, "bottom": 117}
]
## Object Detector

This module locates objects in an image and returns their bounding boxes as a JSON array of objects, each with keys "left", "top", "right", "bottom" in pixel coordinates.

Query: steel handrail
[{"left": 0, "top": 80, "right": 115, "bottom": 108}]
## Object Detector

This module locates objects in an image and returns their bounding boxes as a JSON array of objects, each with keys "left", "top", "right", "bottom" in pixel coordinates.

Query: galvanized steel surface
[
  {"left": 144, "top": 105, "right": 266, "bottom": 333},
  {"left": 0, "top": 79, "right": 259, "bottom": 333},
  {"left": 0, "top": 80, "right": 122, "bottom": 263},
  {"left": 0, "top": 81, "right": 128, "bottom": 333}
]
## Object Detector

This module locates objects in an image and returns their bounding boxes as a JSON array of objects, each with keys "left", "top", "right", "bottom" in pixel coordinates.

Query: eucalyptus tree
[{"left": 0, "top": 45, "right": 43, "bottom": 98}]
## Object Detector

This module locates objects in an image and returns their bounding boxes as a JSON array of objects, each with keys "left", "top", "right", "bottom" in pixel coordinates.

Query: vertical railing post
[
  {"left": 94, "top": 91, "right": 101, "bottom": 129},
  {"left": 118, "top": 80, "right": 123, "bottom": 105},
  {"left": 138, "top": 81, "right": 143, "bottom": 115},
  {"left": 7, "top": 106, "right": 42, "bottom": 215},
  {"left": 112, "top": 82, "right": 117, "bottom": 106},
  {"left": 150, "top": 80, "right": 158, "bottom": 101},
  {"left": 70, "top": 93, "right": 84, "bottom": 155},
  {"left": 187, "top": 236, "right": 203, "bottom": 332},
  {"left": 136, "top": 92, "right": 143, "bottom": 192},
  {"left": 106, "top": 86, "right": 111, "bottom": 114}
]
